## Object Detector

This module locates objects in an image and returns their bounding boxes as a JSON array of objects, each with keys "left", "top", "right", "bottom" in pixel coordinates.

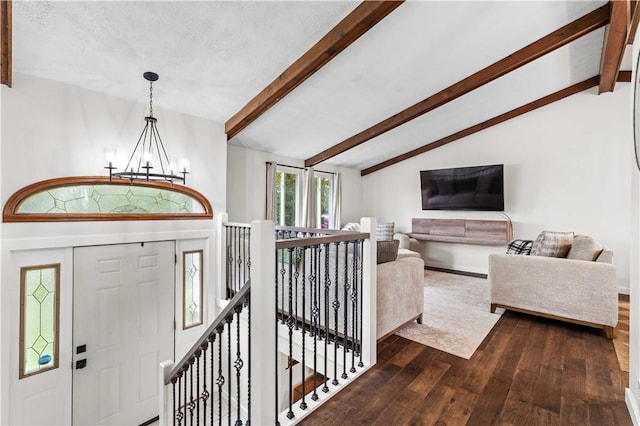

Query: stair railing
[
  {"left": 161, "top": 217, "right": 377, "bottom": 425},
  {"left": 159, "top": 282, "right": 251, "bottom": 426}
]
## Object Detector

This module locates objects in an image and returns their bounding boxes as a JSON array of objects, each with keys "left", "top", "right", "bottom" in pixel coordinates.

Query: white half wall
[
  {"left": 362, "top": 85, "right": 632, "bottom": 293},
  {"left": 227, "top": 144, "right": 362, "bottom": 225}
]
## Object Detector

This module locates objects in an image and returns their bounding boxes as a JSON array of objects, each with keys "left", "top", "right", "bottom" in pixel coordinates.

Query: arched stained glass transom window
[{"left": 3, "top": 177, "right": 213, "bottom": 222}]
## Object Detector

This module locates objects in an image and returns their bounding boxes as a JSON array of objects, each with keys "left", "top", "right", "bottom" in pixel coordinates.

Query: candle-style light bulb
[{"left": 104, "top": 148, "right": 117, "bottom": 168}]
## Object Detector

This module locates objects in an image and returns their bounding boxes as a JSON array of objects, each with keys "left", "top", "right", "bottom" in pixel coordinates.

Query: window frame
[
  {"left": 19, "top": 263, "right": 61, "bottom": 379},
  {"left": 314, "top": 171, "right": 334, "bottom": 229},
  {"left": 3, "top": 176, "right": 213, "bottom": 222},
  {"left": 275, "top": 166, "right": 303, "bottom": 227},
  {"left": 182, "top": 249, "right": 204, "bottom": 330}
]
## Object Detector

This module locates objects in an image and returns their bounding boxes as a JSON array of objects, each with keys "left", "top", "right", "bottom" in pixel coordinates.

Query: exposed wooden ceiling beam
[
  {"left": 0, "top": 0, "right": 11, "bottom": 87},
  {"left": 599, "top": 0, "right": 629, "bottom": 93},
  {"left": 224, "top": 1, "right": 404, "bottom": 140},
  {"left": 628, "top": 0, "right": 640, "bottom": 42},
  {"left": 305, "top": 4, "right": 610, "bottom": 168},
  {"left": 360, "top": 77, "right": 600, "bottom": 176},
  {"left": 618, "top": 70, "right": 632, "bottom": 81}
]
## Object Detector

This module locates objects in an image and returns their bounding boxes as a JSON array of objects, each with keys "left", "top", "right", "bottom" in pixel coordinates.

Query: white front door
[{"left": 72, "top": 241, "right": 175, "bottom": 425}]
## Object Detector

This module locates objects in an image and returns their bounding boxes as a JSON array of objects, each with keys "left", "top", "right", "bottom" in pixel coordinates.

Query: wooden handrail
[
  {"left": 275, "top": 225, "right": 356, "bottom": 235},
  {"left": 275, "top": 232, "right": 369, "bottom": 249},
  {"left": 165, "top": 281, "right": 250, "bottom": 385}
]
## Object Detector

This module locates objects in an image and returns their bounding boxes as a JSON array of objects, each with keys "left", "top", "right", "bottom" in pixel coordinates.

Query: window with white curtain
[
  {"left": 275, "top": 166, "right": 302, "bottom": 226},
  {"left": 314, "top": 172, "right": 333, "bottom": 229},
  {"left": 274, "top": 166, "right": 335, "bottom": 228}
]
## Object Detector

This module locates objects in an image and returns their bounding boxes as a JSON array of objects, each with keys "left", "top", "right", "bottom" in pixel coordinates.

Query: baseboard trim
[
  {"left": 626, "top": 388, "right": 639, "bottom": 426},
  {"left": 424, "top": 265, "right": 487, "bottom": 279}
]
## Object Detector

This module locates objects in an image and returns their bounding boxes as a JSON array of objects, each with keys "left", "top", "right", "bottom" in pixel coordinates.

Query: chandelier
[{"left": 106, "top": 72, "right": 189, "bottom": 184}]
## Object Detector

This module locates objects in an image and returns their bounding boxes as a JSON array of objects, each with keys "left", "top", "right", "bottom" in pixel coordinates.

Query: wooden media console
[{"left": 409, "top": 218, "right": 512, "bottom": 245}]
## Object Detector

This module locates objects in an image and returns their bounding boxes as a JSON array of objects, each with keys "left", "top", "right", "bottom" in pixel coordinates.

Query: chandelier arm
[
  {"left": 151, "top": 122, "right": 168, "bottom": 176},
  {"left": 154, "top": 123, "right": 173, "bottom": 175},
  {"left": 137, "top": 122, "right": 151, "bottom": 174},
  {"left": 123, "top": 121, "right": 150, "bottom": 173}
]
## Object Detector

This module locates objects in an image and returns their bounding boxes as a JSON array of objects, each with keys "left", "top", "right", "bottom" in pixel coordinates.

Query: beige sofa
[
  {"left": 488, "top": 249, "right": 617, "bottom": 338},
  {"left": 376, "top": 234, "right": 424, "bottom": 339}
]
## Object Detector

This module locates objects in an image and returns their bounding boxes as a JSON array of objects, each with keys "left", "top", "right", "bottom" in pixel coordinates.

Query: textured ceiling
[
  {"left": 13, "top": 1, "right": 358, "bottom": 123},
  {"left": 12, "top": 1, "right": 621, "bottom": 171}
]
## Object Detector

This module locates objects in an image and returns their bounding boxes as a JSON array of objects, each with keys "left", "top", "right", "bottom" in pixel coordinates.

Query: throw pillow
[
  {"left": 596, "top": 249, "right": 614, "bottom": 264},
  {"left": 377, "top": 240, "right": 400, "bottom": 264},
  {"left": 341, "top": 222, "right": 361, "bottom": 232},
  {"left": 566, "top": 235, "right": 603, "bottom": 261},
  {"left": 506, "top": 239, "right": 533, "bottom": 255},
  {"left": 376, "top": 222, "right": 395, "bottom": 241},
  {"left": 530, "top": 231, "right": 574, "bottom": 258}
]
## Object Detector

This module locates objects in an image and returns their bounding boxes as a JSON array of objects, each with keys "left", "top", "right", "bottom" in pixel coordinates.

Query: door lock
[{"left": 75, "top": 359, "right": 87, "bottom": 369}]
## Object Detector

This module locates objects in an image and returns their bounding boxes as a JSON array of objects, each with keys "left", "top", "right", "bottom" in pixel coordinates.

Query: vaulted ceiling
[{"left": 2, "top": 1, "right": 636, "bottom": 175}]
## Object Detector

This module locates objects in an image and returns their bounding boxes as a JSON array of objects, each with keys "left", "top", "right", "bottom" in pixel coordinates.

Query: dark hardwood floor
[{"left": 300, "top": 310, "right": 631, "bottom": 425}]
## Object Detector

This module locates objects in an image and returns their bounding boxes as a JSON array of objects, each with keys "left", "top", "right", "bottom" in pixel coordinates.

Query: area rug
[{"left": 395, "top": 270, "right": 503, "bottom": 359}]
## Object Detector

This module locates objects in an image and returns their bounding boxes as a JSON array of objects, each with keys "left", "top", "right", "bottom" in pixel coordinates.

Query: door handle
[{"left": 75, "top": 359, "right": 87, "bottom": 369}]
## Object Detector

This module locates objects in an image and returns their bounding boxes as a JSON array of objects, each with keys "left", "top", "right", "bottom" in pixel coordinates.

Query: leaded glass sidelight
[
  {"left": 183, "top": 250, "right": 203, "bottom": 329},
  {"left": 20, "top": 264, "right": 60, "bottom": 378}
]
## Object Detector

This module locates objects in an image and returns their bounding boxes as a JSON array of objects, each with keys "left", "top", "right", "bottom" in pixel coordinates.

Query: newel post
[
  {"left": 215, "top": 212, "right": 229, "bottom": 302},
  {"left": 360, "top": 217, "right": 377, "bottom": 366},
  {"left": 249, "top": 220, "right": 276, "bottom": 424},
  {"left": 158, "top": 360, "right": 174, "bottom": 426}
]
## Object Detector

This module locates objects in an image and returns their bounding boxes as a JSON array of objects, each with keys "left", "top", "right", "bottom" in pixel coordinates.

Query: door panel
[{"left": 73, "top": 241, "right": 174, "bottom": 425}]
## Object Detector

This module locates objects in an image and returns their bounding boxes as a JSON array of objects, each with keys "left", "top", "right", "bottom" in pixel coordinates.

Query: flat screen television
[{"left": 420, "top": 164, "right": 504, "bottom": 211}]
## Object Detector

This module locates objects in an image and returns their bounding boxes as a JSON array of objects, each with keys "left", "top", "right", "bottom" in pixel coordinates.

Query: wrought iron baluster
[
  {"left": 209, "top": 335, "right": 216, "bottom": 426},
  {"left": 235, "top": 305, "right": 244, "bottom": 426},
  {"left": 294, "top": 251, "right": 299, "bottom": 331},
  {"left": 246, "top": 293, "right": 252, "bottom": 426},
  {"left": 317, "top": 245, "right": 322, "bottom": 342},
  {"left": 217, "top": 328, "right": 224, "bottom": 426},
  {"left": 196, "top": 351, "right": 201, "bottom": 426},
  {"left": 332, "top": 241, "right": 340, "bottom": 386},
  {"left": 342, "top": 241, "right": 349, "bottom": 380},
  {"left": 177, "top": 372, "right": 183, "bottom": 426},
  {"left": 202, "top": 342, "right": 209, "bottom": 426},
  {"left": 172, "top": 378, "right": 177, "bottom": 426},
  {"left": 286, "top": 247, "right": 295, "bottom": 420},
  {"left": 227, "top": 318, "right": 232, "bottom": 426},
  {"left": 311, "top": 245, "right": 319, "bottom": 401},
  {"left": 242, "top": 227, "right": 246, "bottom": 290},
  {"left": 183, "top": 366, "right": 188, "bottom": 426},
  {"left": 246, "top": 227, "right": 251, "bottom": 283},
  {"left": 299, "top": 247, "right": 308, "bottom": 411},
  {"left": 189, "top": 358, "right": 195, "bottom": 426},
  {"left": 322, "top": 243, "right": 330, "bottom": 393},
  {"left": 358, "top": 240, "right": 364, "bottom": 367},
  {"left": 350, "top": 240, "right": 358, "bottom": 373},
  {"left": 280, "top": 248, "right": 286, "bottom": 325},
  {"left": 227, "top": 226, "right": 233, "bottom": 299},
  {"left": 236, "top": 226, "right": 242, "bottom": 292}
]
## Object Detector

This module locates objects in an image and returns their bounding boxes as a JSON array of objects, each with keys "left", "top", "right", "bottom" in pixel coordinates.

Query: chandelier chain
[{"left": 149, "top": 80, "right": 153, "bottom": 117}]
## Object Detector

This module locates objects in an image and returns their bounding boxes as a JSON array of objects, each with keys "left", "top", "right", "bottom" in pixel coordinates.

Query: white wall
[
  {"left": 362, "top": 85, "right": 633, "bottom": 292},
  {"left": 226, "top": 144, "right": 362, "bottom": 225},
  {"left": 0, "top": 73, "right": 227, "bottom": 425},
  {"left": 1, "top": 73, "right": 226, "bottom": 213}
]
